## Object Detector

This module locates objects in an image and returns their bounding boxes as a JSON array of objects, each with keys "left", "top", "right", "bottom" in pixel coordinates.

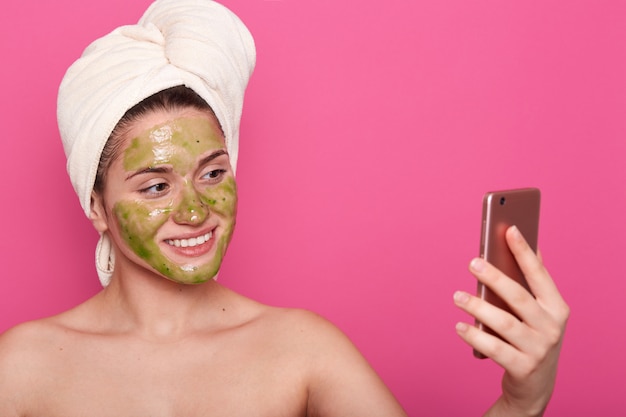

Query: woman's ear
[{"left": 90, "top": 192, "right": 109, "bottom": 233}]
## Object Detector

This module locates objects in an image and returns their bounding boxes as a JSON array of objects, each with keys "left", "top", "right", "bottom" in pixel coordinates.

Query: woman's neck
[{"left": 97, "top": 262, "right": 230, "bottom": 341}]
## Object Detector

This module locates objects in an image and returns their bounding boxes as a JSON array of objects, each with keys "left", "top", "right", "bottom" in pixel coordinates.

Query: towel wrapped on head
[{"left": 57, "top": 0, "right": 256, "bottom": 287}]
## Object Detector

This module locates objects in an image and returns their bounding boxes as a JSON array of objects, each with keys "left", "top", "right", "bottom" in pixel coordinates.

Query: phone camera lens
[{"left": 499, "top": 197, "right": 506, "bottom": 205}]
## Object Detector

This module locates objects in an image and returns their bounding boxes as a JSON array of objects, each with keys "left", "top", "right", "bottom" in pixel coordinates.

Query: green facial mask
[{"left": 113, "top": 116, "right": 237, "bottom": 284}]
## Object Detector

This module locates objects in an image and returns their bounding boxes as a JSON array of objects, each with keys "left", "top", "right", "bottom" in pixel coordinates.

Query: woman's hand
[{"left": 454, "top": 225, "right": 570, "bottom": 417}]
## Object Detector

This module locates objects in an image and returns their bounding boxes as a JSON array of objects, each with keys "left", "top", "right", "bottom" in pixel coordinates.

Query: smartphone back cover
[{"left": 475, "top": 188, "right": 540, "bottom": 356}]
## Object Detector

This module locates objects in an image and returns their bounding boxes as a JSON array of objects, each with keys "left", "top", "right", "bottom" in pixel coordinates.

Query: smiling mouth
[{"left": 166, "top": 231, "right": 213, "bottom": 248}]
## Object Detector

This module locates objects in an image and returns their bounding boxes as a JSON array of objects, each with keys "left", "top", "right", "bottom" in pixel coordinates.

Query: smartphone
[{"left": 474, "top": 187, "right": 541, "bottom": 359}]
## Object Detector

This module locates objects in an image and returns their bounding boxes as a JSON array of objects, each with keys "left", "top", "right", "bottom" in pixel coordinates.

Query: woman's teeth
[{"left": 166, "top": 231, "right": 213, "bottom": 248}]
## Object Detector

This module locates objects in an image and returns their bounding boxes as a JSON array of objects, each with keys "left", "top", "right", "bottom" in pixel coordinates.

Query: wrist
[{"left": 483, "top": 395, "right": 546, "bottom": 417}]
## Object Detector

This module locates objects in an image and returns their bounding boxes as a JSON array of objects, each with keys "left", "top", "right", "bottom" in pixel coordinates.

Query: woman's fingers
[
  {"left": 458, "top": 227, "right": 569, "bottom": 356},
  {"left": 455, "top": 318, "right": 530, "bottom": 370},
  {"left": 468, "top": 257, "right": 546, "bottom": 333},
  {"left": 505, "top": 226, "right": 570, "bottom": 324},
  {"left": 453, "top": 290, "right": 540, "bottom": 357}
]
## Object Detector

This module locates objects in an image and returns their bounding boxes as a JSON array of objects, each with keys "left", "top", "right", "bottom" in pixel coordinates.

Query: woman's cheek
[
  {"left": 113, "top": 200, "right": 171, "bottom": 259},
  {"left": 200, "top": 177, "right": 237, "bottom": 218}
]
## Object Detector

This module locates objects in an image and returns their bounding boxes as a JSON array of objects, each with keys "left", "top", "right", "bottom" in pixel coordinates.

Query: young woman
[{"left": 0, "top": 1, "right": 568, "bottom": 415}]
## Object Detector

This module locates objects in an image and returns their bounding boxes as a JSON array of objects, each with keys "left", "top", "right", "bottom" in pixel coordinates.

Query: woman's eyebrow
[
  {"left": 125, "top": 166, "right": 171, "bottom": 181},
  {"left": 198, "top": 149, "right": 229, "bottom": 167}
]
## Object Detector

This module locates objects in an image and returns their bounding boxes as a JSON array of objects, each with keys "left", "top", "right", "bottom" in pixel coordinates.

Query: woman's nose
[{"left": 172, "top": 185, "right": 209, "bottom": 225}]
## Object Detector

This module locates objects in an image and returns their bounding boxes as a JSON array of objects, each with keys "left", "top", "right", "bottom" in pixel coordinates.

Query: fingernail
[
  {"left": 456, "top": 322, "right": 469, "bottom": 333},
  {"left": 453, "top": 291, "right": 470, "bottom": 304},
  {"left": 510, "top": 225, "right": 522, "bottom": 240},
  {"left": 470, "top": 257, "right": 485, "bottom": 272}
]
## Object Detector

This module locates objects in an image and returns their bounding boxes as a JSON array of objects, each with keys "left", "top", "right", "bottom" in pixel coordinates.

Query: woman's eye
[
  {"left": 202, "top": 169, "right": 226, "bottom": 181},
  {"left": 140, "top": 182, "right": 169, "bottom": 195}
]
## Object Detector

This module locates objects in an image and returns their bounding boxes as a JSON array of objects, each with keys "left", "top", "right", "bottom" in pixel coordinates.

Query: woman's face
[{"left": 96, "top": 108, "right": 237, "bottom": 284}]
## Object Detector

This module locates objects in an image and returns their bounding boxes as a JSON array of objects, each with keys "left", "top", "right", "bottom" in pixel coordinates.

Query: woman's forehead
[
  {"left": 121, "top": 110, "right": 227, "bottom": 172},
  {"left": 124, "top": 108, "right": 223, "bottom": 142}
]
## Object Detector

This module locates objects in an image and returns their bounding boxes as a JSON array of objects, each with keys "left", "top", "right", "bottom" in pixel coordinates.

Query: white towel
[{"left": 57, "top": 0, "right": 256, "bottom": 286}]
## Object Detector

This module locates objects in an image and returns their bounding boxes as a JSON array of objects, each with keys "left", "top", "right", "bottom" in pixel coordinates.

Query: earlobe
[{"left": 90, "top": 192, "right": 109, "bottom": 233}]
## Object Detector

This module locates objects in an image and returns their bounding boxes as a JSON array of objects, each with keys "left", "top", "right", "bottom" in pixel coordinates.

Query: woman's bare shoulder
[
  {"left": 252, "top": 305, "right": 357, "bottom": 355},
  {"left": 0, "top": 297, "right": 99, "bottom": 362},
  {"left": 0, "top": 317, "right": 70, "bottom": 408},
  {"left": 0, "top": 316, "right": 69, "bottom": 359},
  {"left": 252, "top": 306, "right": 407, "bottom": 416}
]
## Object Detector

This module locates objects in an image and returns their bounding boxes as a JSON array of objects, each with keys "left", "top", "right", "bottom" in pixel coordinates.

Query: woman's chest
[{"left": 26, "top": 336, "right": 309, "bottom": 417}]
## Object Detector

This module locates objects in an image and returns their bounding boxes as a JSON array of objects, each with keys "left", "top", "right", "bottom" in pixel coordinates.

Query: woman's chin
[{"left": 157, "top": 263, "right": 220, "bottom": 285}]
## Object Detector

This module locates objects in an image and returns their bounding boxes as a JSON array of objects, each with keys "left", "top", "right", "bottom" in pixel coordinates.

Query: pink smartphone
[{"left": 474, "top": 187, "right": 541, "bottom": 359}]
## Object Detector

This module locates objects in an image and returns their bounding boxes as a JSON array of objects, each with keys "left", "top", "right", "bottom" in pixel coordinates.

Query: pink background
[{"left": 1, "top": 0, "right": 625, "bottom": 414}]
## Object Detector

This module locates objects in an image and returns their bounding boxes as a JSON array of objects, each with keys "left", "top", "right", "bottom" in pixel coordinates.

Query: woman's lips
[
  {"left": 163, "top": 230, "right": 214, "bottom": 257},
  {"left": 165, "top": 231, "right": 213, "bottom": 248}
]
